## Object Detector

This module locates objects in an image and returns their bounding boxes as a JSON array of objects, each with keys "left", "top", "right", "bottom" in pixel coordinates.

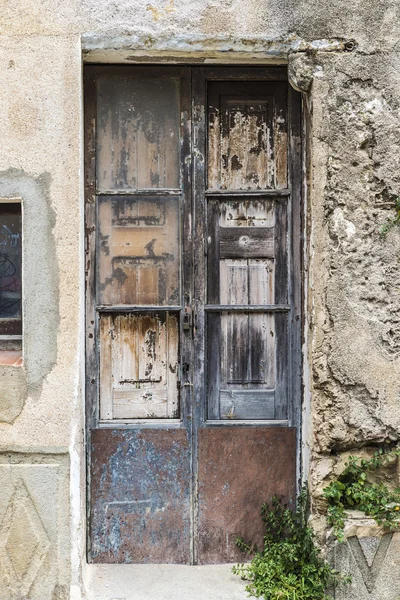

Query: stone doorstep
[{"left": 83, "top": 563, "right": 249, "bottom": 600}]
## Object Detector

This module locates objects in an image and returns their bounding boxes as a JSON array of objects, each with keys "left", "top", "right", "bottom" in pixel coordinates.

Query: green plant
[
  {"left": 380, "top": 196, "right": 400, "bottom": 236},
  {"left": 323, "top": 448, "right": 400, "bottom": 542},
  {"left": 233, "top": 488, "right": 348, "bottom": 600}
]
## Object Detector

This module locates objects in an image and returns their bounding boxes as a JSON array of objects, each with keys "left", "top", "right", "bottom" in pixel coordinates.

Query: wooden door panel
[
  {"left": 197, "top": 427, "right": 296, "bottom": 564},
  {"left": 206, "top": 194, "right": 286, "bottom": 420},
  {"left": 207, "top": 198, "right": 285, "bottom": 306},
  {"left": 99, "top": 313, "right": 179, "bottom": 420},
  {"left": 96, "top": 76, "right": 180, "bottom": 191},
  {"left": 90, "top": 429, "right": 190, "bottom": 563},
  {"left": 207, "top": 82, "right": 288, "bottom": 190},
  {"left": 97, "top": 196, "right": 180, "bottom": 306}
]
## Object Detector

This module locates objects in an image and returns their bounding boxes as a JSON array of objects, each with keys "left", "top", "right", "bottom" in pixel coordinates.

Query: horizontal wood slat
[
  {"left": 205, "top": 304, "right": 290, "bottom": 312},
  {"left": 205, "top": 189, "right": 290, "bottom": 197},
  {"left": 219, "top": 227, "right": 274, "bottom": 258},
  {"left": 220, "top": 390, "right": 275, "bottom": 420}
]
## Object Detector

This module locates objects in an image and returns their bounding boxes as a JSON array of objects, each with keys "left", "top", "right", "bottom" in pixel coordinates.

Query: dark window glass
[{"left": 0, "top": 203, "right": 22, "bottom": 336}]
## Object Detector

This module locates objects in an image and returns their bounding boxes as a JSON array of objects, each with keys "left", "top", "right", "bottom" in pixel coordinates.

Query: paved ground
[{"left": 84, "top": 564, "right": 249, "bottom": 600}]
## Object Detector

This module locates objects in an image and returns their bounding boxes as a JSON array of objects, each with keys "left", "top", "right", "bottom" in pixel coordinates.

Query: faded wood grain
[
  {"left": 113, "top": 389, "right": 168, "bottom": 419},
  {"left": 219, "top": 199, "right": 275, "bottom": 228},
  {"left": 99, "top": 315, "right": 113, "bottom": 419},
  {"left": 220, "top": 390, "right": 275, "bottom": 420},
  {"left": 207, "top": 81, "right": 288, "bottom": 192},
  {"left": 274, "top": 86, "right": 288, "bottom": 189},
  {"left": 99, "top": 313, "right": 179, "bottom": 420},
  {"left": 208, "top": 86, "right": 275, "bottom": 190},
  {"left": 219, "top": 227, "right": 274, "bottom": 258},
  {"left": 96, "top": 77, "right": 180, "bottom": 191},
  {"left": 97, "top": 196, "right": 180, "bottom": 306}
]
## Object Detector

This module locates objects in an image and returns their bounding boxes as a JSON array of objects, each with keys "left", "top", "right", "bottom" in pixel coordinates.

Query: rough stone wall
[
  {"left": 0, "top": 0, "right": 399, "bottom": 598},
  {"left": 307, "top": 50, "right": 400, "bottom": 508}
]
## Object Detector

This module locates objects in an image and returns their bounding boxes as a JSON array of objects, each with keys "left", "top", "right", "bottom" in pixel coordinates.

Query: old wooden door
[{"left": 85, "top": 66, "right": 301, "bottom": 565}]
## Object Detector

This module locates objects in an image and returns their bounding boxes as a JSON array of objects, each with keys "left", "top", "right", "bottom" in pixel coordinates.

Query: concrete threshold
[{"left": 84, "top": 563, "right": 249, "bottom": 600}]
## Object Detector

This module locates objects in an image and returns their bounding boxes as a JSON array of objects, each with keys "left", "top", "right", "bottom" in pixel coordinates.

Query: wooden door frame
[{"left": 84, "top": 64, "right": 303, "bottom": 564}]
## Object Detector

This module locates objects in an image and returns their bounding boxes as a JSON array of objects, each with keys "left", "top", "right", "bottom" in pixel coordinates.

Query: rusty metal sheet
[
  {"left": 90, "top": 428, "right": 190, "bottom": 563},
  {"left": 197, "top": 427, "right": 296, "bottom": 564}
]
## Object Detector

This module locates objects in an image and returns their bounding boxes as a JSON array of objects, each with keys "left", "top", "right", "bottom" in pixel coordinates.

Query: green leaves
[
  {"left": 323, "top": 448, "right": 400, "bottom": 541},
  {"left": 380, "top": 196, "right": 400, "bottom": 236},
  {"left": 233, "top": 487, "right": 348, "bottom": 600}
]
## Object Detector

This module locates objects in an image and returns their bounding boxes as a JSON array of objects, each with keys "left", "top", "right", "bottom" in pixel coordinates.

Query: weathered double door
[{"left": 85, "top": 66, "right": 301, "bottom": 564}]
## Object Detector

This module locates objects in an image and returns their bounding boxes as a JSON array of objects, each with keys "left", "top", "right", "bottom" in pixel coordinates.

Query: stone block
[
  {"left": 0, "top": 366, "right": 27, "bottom": 424},
  {"left": 331, "top": 517, "right": 400, "bottom": 599},
  {"left": 0, "top": 453, "right": 69, "bottom": 600}
]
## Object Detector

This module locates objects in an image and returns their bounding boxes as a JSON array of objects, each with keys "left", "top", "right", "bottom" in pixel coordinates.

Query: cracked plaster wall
[
  {"left": 307, "top": 52, "right": 400, "bottom": 512},
  {"left": 0, "top": 0, "right": 400, "bottom": 598}
]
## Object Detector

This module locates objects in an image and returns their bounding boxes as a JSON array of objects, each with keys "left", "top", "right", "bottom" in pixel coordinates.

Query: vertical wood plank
[
  {"left": 274, "top": 84, "right": 288, "bottom": 189},
  {"left": 206, "top": 199, "right": 222, "bottom": 419},
  {"left": 248, "top": 260, "right": 275, "bottom": 388},
  {"left": 167, "top": 313, "right": 180, "bottom": 418},
  {"left": 222, "top": 260, "right": 248, "bottom": 387},
  {"left": 84, "top": 68, "right": 98, "bottom": 434},
  {"left": 274, "top": 312, "right": 289, "bottom": 420},
  {"left": 207, "top": 84, "right": 221, "bottom": 191},
  {"left": 207, "top": 200, "right": 220, "bottom": 304},
  {"left": 207, "top": 313, "right": 221, "bottom": 420},
  {"left": 99, "top": 315, "right": 113, "bottom": 420},
  {"left": 274, "top": 200, "right": 288, "bottom": 305},
  {"left": 179, "top": 66, "right": 193, "bottom": 426},
  {"left": 288, "top": 84, "right": 303, "bottom": 434},
  {"left": 192, "top": 67, "right": 207, "bottom": 563}
]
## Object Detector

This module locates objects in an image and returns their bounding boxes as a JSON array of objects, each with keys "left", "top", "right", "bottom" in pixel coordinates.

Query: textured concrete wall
[{"left": 0, "top": 0, "right": 399, "bottom": 598}]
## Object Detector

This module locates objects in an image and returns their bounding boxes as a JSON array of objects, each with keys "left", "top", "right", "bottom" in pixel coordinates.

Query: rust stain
[{"left": 197, "top": 427, "right": 296, "bottom": 564}]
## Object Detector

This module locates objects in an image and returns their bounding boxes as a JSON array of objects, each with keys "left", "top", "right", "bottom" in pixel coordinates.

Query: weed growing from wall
[
  {"left": 380, "top": 197, "right": 400, "bottom": 236},
  {"left": 323, "top": 448, "right": 400, "bottom": 541}
]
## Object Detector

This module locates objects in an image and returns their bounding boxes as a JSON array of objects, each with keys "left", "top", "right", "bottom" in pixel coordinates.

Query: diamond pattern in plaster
[
  {"left": 0, "top": 480, "right": 51, "bottom": 596},
  {"left": 348, "top": 533, "right": 393, "bottom": 593},
  {"left": 358, "top": 536, "right": 381, "bottom": 568}
]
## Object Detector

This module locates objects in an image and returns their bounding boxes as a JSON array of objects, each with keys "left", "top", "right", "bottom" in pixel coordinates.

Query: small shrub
[
  {"left": 380, "top": 196, "right": 400, "bottom": 236},
  {"left": 323, "top": 448, "right": 400, "bottom": 541},
  {"left": 233, "top": 487, "right": 348, "bottom": 600}
]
